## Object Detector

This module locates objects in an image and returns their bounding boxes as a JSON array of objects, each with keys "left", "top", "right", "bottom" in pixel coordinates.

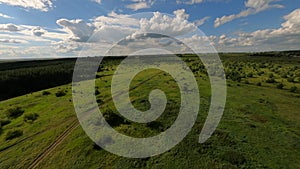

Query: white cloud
[
  {"left": 245, "top": 0, "right": 284, "bottom": 12},
  {"left": 32, "top": 27, "right": 46, "bottom": 36},
  {"left": 52, "top": 9, "right": 201, "bottom": 57},
  {"left": 176, "top": 0, "right": 229, "bottom": 5},
  {"left": 214, "top": 8, "right": 300, "bottom": 52},
  {"left": 92, "top": 0, "right": 102, "bottom": 4},
  {"left": 214, "top": 0, "right": 284, "bottom": 27},
  {"left": 181, "top": 35, "right": 217, "bottom": 53},
  {"left": 176, "top": 0, "right": 204, "bottom": 5},
  {"left": 0, "top": 13, "right": 13, "bottom": 19},
  {"left": 56, "top": 19, "right": 95, "bottom": 42},
  {"left": 0, "top": 0, "right": 53, "bottom": 12},
  {"left": 194, "top": 16, "right": 210, "bottom": 26},
  {"left": 138, "top": 9, "right": 196, "bottom": 37},
  {"left": 54, "top": 41, "right": 82, "bottom": 53},
  {"left": 126, "top": 1, "right": 150, "bottom": 11},
  {"left": 93, "top": 11, "right": 139, "bottom": 27},
  {"left": 0, "top": 24, "right": 19, "bottom": 32},
  {"left": 0, "top": 39, "right": 28, "bottom": 44}
]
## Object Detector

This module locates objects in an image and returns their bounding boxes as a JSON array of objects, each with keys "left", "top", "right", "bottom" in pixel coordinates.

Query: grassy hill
[{"left": 0, "top": 54, "right": 299, "bottom": 168}]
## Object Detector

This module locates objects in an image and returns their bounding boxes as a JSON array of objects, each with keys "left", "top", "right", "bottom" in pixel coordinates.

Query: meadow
[{"left": 0, "top": 52, "right": 299, "bottom": 168}]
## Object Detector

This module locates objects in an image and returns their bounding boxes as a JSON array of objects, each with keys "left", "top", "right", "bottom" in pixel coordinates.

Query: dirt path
[
  {"left": 0, "top": 116, "right": 76, "bottom": 153},
  {"left": 27, "top": 119, "right": 79, "bottom": 169},
  {"left": 28, "top": 71, "right": 162, "bottom": 169}
]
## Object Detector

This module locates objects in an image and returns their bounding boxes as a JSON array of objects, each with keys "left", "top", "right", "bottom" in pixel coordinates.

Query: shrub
[
  {"left": 256, "top": 82, "right": 262, "bottom": 86},
  {"left": 55, "top": 90, "right": 66, "bottom": 97},
  {"left": 0, "top": 118, "right": 11, "bottom": 127},
  {"left": 6, "top": 107, "right": 25, "bottom": 119},
  {"left": 246, "top": 73, "right": 253, "bottom": 78},
  {"left": 276, "top": 83, "right": 284, "bottom": 89},
  {"left": 95, "top": 89, "right": 100, "bottom": 95},
  {"left": 290, "top": 86, "right": 297, "bottom": 93},
  {"left": 244, "top": 80, "right": 250, "bottom": 84},
  {"left": 42, "top": 91, "right": 51, "bottom": 95},
  {"left": 24, "top": 113, "right": 39, "bottom": 123},
  {"left": 221, "top": 151, "right": 246, "bottom": 165},
  {"left": 268, "top": 73, "right": 274, "bottom": 78},
  {"left": 287, "top": 77, "right": 295, "bottom": 83},
  {"left": 102, "top": 109, "right": 126, "bottom": 127},
  {"left": 266, "top": 78, "right": 276, "bottom": 83},
  {"left": 281, "top": 73, "right": 288, "bottom": 78},
  {"left": 257, "top": 71, "right": 264, "bottom": 76},
  {"left": 5, "top": 129, "right": 23, "bottom": 140},
  {"left": 96, "top": 98, "right": 104, "bottom": 104},
  {"left": 92, "top": 142, "right": 102, "bottom": 150}
]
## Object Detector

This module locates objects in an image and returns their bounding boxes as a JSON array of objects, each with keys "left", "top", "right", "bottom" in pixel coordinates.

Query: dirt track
[{"left": 28, "top": 71, "right": 162, "bottom": 169}]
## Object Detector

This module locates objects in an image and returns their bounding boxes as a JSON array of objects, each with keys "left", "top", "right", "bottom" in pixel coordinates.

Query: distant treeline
[
  {"left": 0, "top": 58, "right": 76, "bottom": 101},
  {"left": 0, "top": 57, "right": 125, "bottom": 101},
  {"left": 249, "top": 50, "right": 300, "bottom": 57}
]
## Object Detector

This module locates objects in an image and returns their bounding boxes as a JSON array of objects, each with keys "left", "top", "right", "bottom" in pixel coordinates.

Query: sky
[{"left": 0, "top": 0, "right": 299, "bottom": 59}]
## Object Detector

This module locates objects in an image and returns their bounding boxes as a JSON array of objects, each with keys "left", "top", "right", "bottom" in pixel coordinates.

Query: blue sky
[{"left": 0, "top": 0, "right": 299, "bottom": 59}]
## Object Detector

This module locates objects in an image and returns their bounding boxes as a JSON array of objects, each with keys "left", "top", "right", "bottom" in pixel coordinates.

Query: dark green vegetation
[
  {"left": 5, "top": 129, "right": 23, "bottom": 140},
  {"left": 0, "top": 52, "right": 299, "bottom": 168},
  {"left": 0, "top": 59, "right": 76, "bottom": 101}
]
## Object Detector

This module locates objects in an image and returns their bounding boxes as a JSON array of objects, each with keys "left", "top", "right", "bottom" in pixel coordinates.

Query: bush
[
  {"left": 287, "top": 77, "right": 295, "bottom": 83},
  {"left": 276, "top": 83, "right": 284, "bottom": 89},
  {"left": 246, "top": 73, "right": 253, "bottom": 78},
  {"left": 5, "top": 129, "right": 23, "bottom": 140},
  {"left": 244, "top": 80, "right": 250, "bottom": 84},
  {"left": 95, "top": 89, "right": 100, "bottom": 95},
  {"left": 102, "top": 109, "right": 127, "bottom": 127},
  {"left": 6, "top": 107, "right": 25, "bottom": 119},
  {"left": 221, "top": 151, "right": 246, "bottom": 165},
  {"left": 266, "top": 78, "right": 276, "bottom": 83},
  {"left": 55, "top": 90, "right": 66, "bottom": 97},
  {"left": 257, "top": 71, "right": 264, "bottom": 76},
  {"left": 268, "top": 73, "right": 274, "bottom": 78},
  {"left": 281, "top": 73, "right": 288, "bottom": 78},
  {"left": 24, "top": 113, "right": 39, "bottom": 123},
  {"left": 290, "top": 86, "right": 297, "bottom": 93},
  {"left": 96, "top": 98, "right": 104, "bottom": 104},
  {"left": 42, "top": 91, "right": 51, "bottom": 95},
  {"left": 256, "top": 82, "right": 262, "bottom": 86},
  {"left": 0, "top": 118, "right": 11, "bottom": 127}
]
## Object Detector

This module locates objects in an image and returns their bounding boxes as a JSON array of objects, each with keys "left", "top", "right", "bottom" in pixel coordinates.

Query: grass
[{"left": 0, "top": 54, "right": 299, "bottom": 168}]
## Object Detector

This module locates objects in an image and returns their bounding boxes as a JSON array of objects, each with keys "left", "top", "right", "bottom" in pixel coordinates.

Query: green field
[{"left": 0, "top": 53, "right": 299, "bottom": 168}]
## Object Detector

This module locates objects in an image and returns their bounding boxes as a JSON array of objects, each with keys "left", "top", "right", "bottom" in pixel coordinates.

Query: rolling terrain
[{"left": 0, "top": 53, "right": 299, "bottom": 168}]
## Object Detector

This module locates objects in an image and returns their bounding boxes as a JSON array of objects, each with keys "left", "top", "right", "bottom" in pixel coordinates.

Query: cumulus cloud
[
  {"left": 0, "top": 39, "right": 28, "bottom": 44},
  {"left": 0, "top": 13, "right": 13, "bottom": 19},
  {"left": 181, "top": 35, "right": 217, "bottom": 53},
  {"left": 32, "top": 27, "right": 46, "bottom": 36},
  {"left": 176, "top": 0, "right": 229, "bottom": 5},
  {"left": 93, "top": 11, "right": 139, "bottom": 27},
  {"left": 57, "top": 9, "right": 196, "bottom": 44},
  {"left": 0, "top": 24, "right": 19, "bottom": 32},
  {"left": 92, "top": 0, "right": 102, "bottom": 4},
  {"left": 126, "top": 1, "right": 151, "bottom": 11},
  {"left": 214, "top": 0, "right": 284, "bottom": 27},
  {"left": 194, "top": 16, "right": 210, "bottom": 26},
  {"left": 138, "top": 9, "right": 197, "bottom": 37},
  {"left": 0, "top": 0, "right": 53, "bottom": 12},
  {"left": 52, "top": 9, "right": 202, "bottom": 56},
  {"left": 214, "top": 8, "right": 300, "bottom": 52},
  {"left": 54, "top": 41, "right": 82, "bottom": 53},
  {"left": 176, "top": 0, "right": 204, "bottom": 5},
  {"left": 125, "top": 0, "right": 156, "bottom": 11},
  {"left": 56, "top": 19, "right": 95, "bottom": 42}
]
